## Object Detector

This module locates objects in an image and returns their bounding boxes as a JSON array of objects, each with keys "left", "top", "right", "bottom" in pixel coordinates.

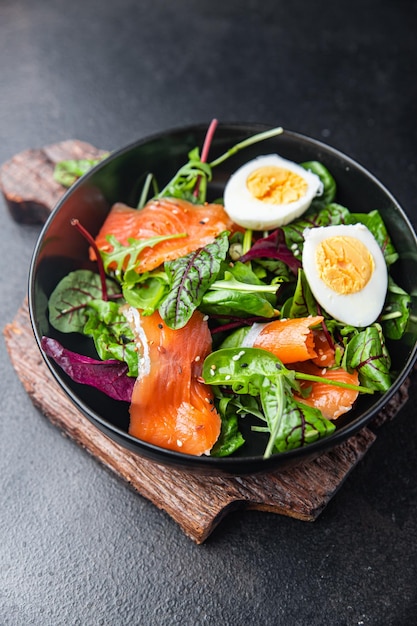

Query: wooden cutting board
[{"left": 0, "top": 141, "right": 412, "bottom": 543}]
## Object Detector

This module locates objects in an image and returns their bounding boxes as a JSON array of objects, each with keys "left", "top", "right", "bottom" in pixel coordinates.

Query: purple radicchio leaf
[
  {"left": 41, "top": 336, "right": 135, "bottom": 402},
  {"left": 240, "top": 229, "right": 301, "bottom": 275}
]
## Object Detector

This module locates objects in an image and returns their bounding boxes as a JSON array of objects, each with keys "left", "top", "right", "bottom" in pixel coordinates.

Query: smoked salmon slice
[
  {"left": 250, "top": 315, "right": 324, "bottom": 364},
  {"left": 126, "top": 308, "right": 221, "bottom": 455},
  {"left": 92, "top": 197, "right": 236, "bottom": 274},
  {"left": 292, "top": 361, "right": 360, "bottom": 420}
]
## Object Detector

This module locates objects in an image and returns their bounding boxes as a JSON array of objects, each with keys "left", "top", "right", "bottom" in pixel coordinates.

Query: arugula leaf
[
  {"left": 48, "top": 270, "right": 121, "bottom": 334},
  {"left": 157, "top": 147, "right": 213, "bottom": 205},
  {"left": 343, "top": 324, "right": 391, "bottom": 391},
  {"left": 159, "top": 232, "right": 230, "bottom": 329},
  {"left": 101, "top": 232, "right": 187, "bottom": 277}
]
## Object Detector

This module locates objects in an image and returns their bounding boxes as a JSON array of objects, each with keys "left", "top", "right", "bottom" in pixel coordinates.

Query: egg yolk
[
  {"left": 246, "top": 166, "right": 308, "bottom": 205},
  {"left": 315, "top": 236, "right": 374, "bottom": 294}
]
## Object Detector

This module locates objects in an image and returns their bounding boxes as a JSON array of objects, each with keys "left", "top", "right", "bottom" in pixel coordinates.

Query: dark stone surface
[{"left": 1, "top": 1, "right": 417, "bottom": 623}]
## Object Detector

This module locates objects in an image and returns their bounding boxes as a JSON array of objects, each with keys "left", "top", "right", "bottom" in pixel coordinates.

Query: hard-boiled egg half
[
  {"left": 223, "top": 154, "right": 323, "bottom": 230},
  {"left": 302, "top": 223, "right": 388, "bottom": 327}
]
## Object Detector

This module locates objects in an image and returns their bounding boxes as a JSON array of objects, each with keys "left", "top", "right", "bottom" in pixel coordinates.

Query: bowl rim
[{"left": 28, "top": 122, "right": 417, "bottom": 473}]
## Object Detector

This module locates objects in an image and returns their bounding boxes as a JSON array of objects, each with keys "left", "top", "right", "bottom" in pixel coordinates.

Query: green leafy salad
[{"left": 42, "top": 121, "right": 411, "bottom": 459}]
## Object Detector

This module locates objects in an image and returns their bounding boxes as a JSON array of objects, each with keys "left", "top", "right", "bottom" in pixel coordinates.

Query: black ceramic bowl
[{"left": 29, "top": 123, "right": 417, "bottom": 474}]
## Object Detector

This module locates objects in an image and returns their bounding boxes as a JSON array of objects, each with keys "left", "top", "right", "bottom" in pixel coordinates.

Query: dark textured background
[{"left": 1, "top": 1, "right": 417, "bottom": 624}]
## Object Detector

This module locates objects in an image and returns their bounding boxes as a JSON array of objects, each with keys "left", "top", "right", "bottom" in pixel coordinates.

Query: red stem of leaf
[
  {"left": 71, "top": 218, "right": 109, "bottom": 301},
  {"left": 193, "top": 118, "right": 218, "bottom": 198}
]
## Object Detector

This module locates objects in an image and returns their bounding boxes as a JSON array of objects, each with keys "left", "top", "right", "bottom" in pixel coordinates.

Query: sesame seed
[{"left": 232, "top": 350, "right": 246, "bottom": 361}]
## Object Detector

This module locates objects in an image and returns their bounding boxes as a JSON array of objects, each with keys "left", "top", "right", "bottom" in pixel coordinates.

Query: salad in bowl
[{"left": 29, "top": 121, "right": 417, "bottom": 473}]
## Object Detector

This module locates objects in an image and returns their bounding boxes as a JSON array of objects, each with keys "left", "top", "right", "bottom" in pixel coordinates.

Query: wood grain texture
[
  {"left": 4, "top": 301, "right": 410, "bottom": 543},
  {"left": 0, "top": 140, "right": 107, "bottom": 223}
]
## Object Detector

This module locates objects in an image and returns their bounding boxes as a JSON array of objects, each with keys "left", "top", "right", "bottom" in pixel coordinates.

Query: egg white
[
  {"left": 302, "top": 223, "right": 388, "bottom": 327},
  {"left": 223, "top": 154, "right": 323, "bottom": 230}
]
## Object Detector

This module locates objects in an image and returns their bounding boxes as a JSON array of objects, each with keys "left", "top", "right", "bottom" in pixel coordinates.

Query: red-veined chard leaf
[
  {"left": 285, "top": 268, "right": 318, "bottom": 318},
  {"left": 240, "top": 229, "right": 301, "bottom": 275},
  {"left": 41, "top": 336, "right": 135, "bottom": 402},
  {"left": 48, "top": 269, "right": 121, "bottom": 334},
  {"left": 159, "top": 231, "right": 230, "bottom": 329},
  {"left": 343, "top": 324, "right": 391, "bottom": 391},
  {"left": 281, "top": 202, "right": 350, "bottom": 258}
]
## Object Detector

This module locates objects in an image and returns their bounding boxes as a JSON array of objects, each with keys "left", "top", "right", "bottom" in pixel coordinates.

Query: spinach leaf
[
  {"left": 209, "top": 395, "right": 246, "bottom": 457},
  {"left": 201, "top": 289, "right": 277, "bottom": 318},
  {"left": 202, "top": 347, "right": 335, "bottom": 458},
  {"left": 381, "top": 276, "right": 411, "bottom": 340},
  {"left": 301, "top": 161, "right": 337, "bottom": 204},
  {"left": 159, "top": 232, "right": 229, "bottom": 329},
  {"left": 48, "top": 269, "right": 121, "bottom": 334},
  {"left": 83, "top": 300, "right": 139, "bottom": 376},
  {"left": 218, "top": 326, "right": 252, "bottom": 349},
  {"left": 122, "top": 274, "right": 170, "bottom": 315},
  {"left": 200, "top": 255, "right": 280, "bottom": 319},
  {"left": 347, "top": 209, "right": 398, "bottom": 266}
]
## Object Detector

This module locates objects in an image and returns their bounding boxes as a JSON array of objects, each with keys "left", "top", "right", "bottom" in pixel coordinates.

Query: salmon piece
[
  {"left": 127, "top": 309, "right": 221, "bottom": 455},
  {"left": 293, "top": 361, "right": 360, "bottom": 419},
  {"left": 311, "top": 329, "right": 336, "bottom": 367},
  {"left": 92, "top": 197, "right": 236, "bottom": 274},
  {"left": 252, "top": 315, "right": 324, "bottom": 364}
]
